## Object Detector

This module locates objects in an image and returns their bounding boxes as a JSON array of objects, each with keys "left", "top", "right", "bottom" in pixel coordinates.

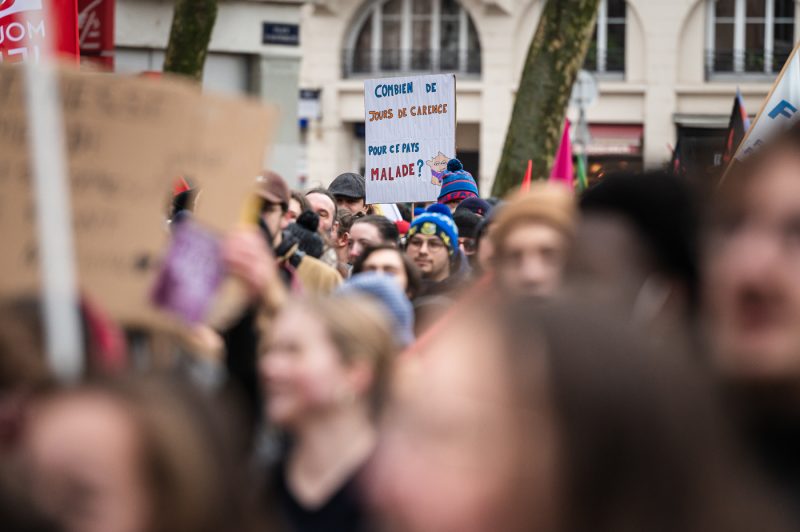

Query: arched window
[
  {"left": 345, "top": 0, "right": 481, "bottom": 77},
  {"left": 705, "top": 0, "right": 795, "bottom": 77},
  {"left": 583, "top": 0, "right": 626, "bottom": 76}
]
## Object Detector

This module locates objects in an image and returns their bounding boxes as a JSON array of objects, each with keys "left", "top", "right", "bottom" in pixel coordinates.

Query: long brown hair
[
  {"left": 29, "top": 376, "right": 262, "bottom": 532},
  {"left": 493, "top": 297, "right": 791, "bottom": 532}
]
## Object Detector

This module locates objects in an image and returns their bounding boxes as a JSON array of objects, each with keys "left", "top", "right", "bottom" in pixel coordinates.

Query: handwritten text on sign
[
  {"left": 364, "top": 74, "right": 455, "bottom": 204},
  {"left": 0, "top": 66, "right": 276, "bottom": 327}
]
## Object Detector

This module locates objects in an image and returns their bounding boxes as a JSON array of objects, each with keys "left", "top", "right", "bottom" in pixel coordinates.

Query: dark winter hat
[
  {"left": 457, "top": 197, "right": 492, "bottom": 217},
  {"left": 454, "top": 208, "right": 482, "bottom": 240},
  {"left": 337, "top": 272, "right": 415, "bottom": 347},
  {"left": 407, "top": 205, "right": 459, "bottom": 257},
  {"left": 579, "top": 171, "right": 698, "bottom": 305},
  {"left": 328, "top": 172, "right": 366, "bottom": 199},
  {"left": 438, "top": 159, "right": 479, "bottom": 205},
  {"left": 284, "top": 211, "right": 325, "bottom": 258}
]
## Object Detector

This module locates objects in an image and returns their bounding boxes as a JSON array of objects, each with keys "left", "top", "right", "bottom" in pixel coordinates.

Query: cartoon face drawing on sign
[{"left": 426, "top": 152, "right": 450, "bottom": 186}]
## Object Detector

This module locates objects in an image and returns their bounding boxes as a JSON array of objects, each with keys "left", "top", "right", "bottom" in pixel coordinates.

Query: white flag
[{"left": 736, "top": 42, "right": 800, "bottom": 160}]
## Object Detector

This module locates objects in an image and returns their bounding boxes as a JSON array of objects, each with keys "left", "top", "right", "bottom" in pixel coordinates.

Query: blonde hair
[
  {"left": 492, "top": 182, "right": 577, "bottom": 256},
  {"left": 297, "top": 294, "right": 396, "bottom": 416}
]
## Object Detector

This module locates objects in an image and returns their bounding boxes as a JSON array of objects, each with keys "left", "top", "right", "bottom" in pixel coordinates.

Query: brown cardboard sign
[{"left": 0, "top": 66, "right": 277, "bottom": 326}]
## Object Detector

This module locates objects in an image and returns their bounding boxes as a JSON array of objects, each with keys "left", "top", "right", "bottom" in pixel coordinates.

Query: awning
[{"left": 586, "top": 124, "right": 643, "bottom": 156}]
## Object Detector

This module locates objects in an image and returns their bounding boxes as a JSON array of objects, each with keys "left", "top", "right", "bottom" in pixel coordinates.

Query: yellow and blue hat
[{"left": 407, "top": 205, "right": 459, "bottom": 257}]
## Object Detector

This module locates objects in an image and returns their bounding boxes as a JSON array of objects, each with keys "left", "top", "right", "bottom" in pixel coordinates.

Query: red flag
[
  {"left": 521, "top": 159, "right": 532, "bottom": 192},
  {"left": 0, "top": 0, "right": 78, "bottom": 63},
  {"left": 78, "top": 0, "right": 114, "bottom": 68},
  {"left": 549, "top": 119, "right": 575, "bottom": 189}
]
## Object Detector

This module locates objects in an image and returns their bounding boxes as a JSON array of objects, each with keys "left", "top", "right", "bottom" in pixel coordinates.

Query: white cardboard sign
[{"left": 364, "top": 74, "right": 456, "bottom": 204}]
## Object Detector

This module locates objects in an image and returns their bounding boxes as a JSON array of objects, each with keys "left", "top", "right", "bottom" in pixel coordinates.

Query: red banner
[
  {"left": 78, "top": 0, "right": 113, "bottom": 68},
  {"left": 0, "top": 0, "right": 78, "bottom": 63}
]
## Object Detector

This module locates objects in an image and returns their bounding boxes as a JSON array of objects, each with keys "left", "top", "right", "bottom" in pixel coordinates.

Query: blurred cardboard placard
[{"left": 0, "top": 65, "right": 276, "bottom": 327}]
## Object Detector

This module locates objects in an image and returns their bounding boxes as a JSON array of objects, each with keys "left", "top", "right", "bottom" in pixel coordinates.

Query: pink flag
[{"left": 549, "top": 120, "right": 574, "bottom": 189}]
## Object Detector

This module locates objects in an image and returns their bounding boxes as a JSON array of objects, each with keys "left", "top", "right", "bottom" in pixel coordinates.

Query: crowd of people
[{"left": 6, "top": 123, "right": 800, "bottom": 532}]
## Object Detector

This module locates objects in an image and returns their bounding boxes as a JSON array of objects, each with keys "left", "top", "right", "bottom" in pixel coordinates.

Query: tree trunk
[
  {"left": 163, "top": 0, "right": 219, "bottom": 81},
  {"left": 491, "top": 0, "right": 600, "bottom": 197}
]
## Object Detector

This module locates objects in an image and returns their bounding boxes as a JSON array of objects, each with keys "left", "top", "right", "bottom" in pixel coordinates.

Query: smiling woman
[{"left": 261, "top": 294, "right": 395, "bottom": 532}]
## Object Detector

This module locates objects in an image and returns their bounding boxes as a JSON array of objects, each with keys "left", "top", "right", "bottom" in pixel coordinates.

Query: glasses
[{"left": 407, "top": 236, "right": 446, "bottom": 252}]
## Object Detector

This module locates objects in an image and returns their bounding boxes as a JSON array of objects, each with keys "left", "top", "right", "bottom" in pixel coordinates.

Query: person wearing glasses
[{"left": 404, "top": 205, "right": 464, "bottom": 300}]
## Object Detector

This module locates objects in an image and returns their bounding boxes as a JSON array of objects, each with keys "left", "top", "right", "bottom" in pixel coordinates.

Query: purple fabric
[{"left": 151, "top": 220, "right": 225, "bottom": 324}]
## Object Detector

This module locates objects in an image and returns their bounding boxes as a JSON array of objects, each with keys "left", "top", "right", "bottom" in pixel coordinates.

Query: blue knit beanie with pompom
[{"left": 438, "top": 159, "right": 479, "bottom": 205}]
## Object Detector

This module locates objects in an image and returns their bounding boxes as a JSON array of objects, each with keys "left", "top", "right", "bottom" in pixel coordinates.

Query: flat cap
[{"left": 328, "top": 172, "right": 366, "bottom": 199}]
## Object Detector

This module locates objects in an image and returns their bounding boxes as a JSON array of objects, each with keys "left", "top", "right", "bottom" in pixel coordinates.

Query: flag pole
[
  {"left": 719, "top": 39, "right": 800, "bottom": 185},
  {"left": 521, "top": 159, "right": 532, "bottom": 192},
  {"left": 24, "top": 6, "right": 85, "bottom": 383}
]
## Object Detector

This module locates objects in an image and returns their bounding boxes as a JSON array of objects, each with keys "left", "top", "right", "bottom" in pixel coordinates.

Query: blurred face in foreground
[
  {"left": 361, "top": 248, "right": 409, "bottom": 293},
  {"left": 261, "top": 304, "right": 362, "bottom": 428},
  {"left": 569, "top": 213, "right": 654, "bottom": 308},
  {"left": 367, "top": 313, "right": 559, "bottom": 532},
  {"left": 406, "top": 234, "right": 450, "bottom": 281},
  {"left": 705, "top": 148, "right": 800, "bottom": 380},
  {"left": 24, "top": 392, "right": 150, "bottom": 532},
  {"left": 495, "top": 221, "right": 568, "bottom": 297}
]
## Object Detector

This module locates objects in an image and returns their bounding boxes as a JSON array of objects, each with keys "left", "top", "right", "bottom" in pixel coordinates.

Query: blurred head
[
  {"left": 369, "top": 297, "right": 784, "bottom": 532},
  {"left": 335, "top": 210, "right": 355, "bottom": 265},
  {"left": 705, "top": 127, "right": 800, "bottom": 382},
  {"left": 475, "top": 216, "right": 495, "bottom": 276},
  {"left": 352, "top": 245, "right": 422, "bottom": 299},
  {"left": 453, "top": 208, "right": 481, "bottom": 262},
  {"left": 282, "top": 191, "right": 310, "bottom": 231},
  {"left": 260, "top": 295, "right": 394, "bottom": 429},
  {"left": 457, "top": 197, "right": 493, "bottom": 218},
  {"left": 348, "top": 215, "right": 399, "bottom": 264},
  {"left": 256, "top": 171, "right": 290, "bottom": 239},
  {"left": 22, "top": 377, "right": 248, "bottom": 532},
  {"left": 492, "top": 184, "right": 575, "bottom": 297},
  {"left": 305, "top": 189, "right": 338, "bottom": 236},
  {"left": 338, "top": 272, "right": 416, "bottom": 347},
  {"left": 571, "top": 172, "right": 698, "bottom": 325}
]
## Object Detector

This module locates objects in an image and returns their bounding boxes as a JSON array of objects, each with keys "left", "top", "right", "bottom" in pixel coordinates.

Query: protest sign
[
  {"left": 732, "top": 41, "right": 800, "bottom": 161},
  {"left": 0, "top": 0, "right": 79, "bottom": 63},
  {"left": 0, "top": 65, "right": 277, "bottom": 327},
  {"left": 364, "top": 74, "right": 456, "bottom": 204}
]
